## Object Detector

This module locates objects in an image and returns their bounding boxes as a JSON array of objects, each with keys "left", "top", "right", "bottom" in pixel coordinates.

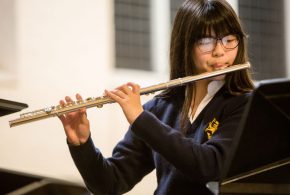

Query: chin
[{"left": 211, "top": 74, "right": 226, "bottom": 81}]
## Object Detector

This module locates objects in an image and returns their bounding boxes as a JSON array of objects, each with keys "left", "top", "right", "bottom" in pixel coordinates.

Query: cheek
[
  {"left": 192, "top": 47, "right": 208, "bottom": 64},
  {"left": 229, "top": 47, "right": 239, "bottom": 63}
]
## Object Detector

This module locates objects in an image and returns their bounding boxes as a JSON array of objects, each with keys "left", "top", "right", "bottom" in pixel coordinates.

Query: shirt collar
[
  {"left": 188, "top": 80, "right": 225, "bottom": 124},
  {"left": 207, "top": 80, "right": 225, "bottom": 97}
]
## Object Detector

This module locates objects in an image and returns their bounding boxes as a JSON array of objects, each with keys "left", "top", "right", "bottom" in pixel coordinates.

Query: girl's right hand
[{"left": 58, "top": 93, "right": 90, "bottom": 146}]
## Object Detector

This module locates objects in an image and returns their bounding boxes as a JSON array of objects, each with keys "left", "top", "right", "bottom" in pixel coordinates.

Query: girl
[{"left": 59, "top": 0, "right": 254, "bottom": 194}]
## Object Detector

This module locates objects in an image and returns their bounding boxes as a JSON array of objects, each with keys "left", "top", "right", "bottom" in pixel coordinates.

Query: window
[
  {"left": 0, "top": 0, "right": 17, "bottom": 87},
  {"left": 239, "top": 0, "right": 286, "bottom": 80},
  {"left": 114, "top": 0, "right": 151, "bottom": 71}
]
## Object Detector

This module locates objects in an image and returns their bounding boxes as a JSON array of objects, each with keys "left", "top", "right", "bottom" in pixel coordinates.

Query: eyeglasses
[{"left": 196, "top": 34, "right": 239, "bottom": 53}]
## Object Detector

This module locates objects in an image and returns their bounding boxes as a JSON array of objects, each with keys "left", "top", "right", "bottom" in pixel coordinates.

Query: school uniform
[{"left": 68, "top": 81, "right": 251, "bottom": 195}]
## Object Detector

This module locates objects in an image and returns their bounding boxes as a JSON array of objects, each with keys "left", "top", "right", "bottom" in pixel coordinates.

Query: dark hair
[{"left": 160, "top": 0, "right": 254, "bottom": 132}]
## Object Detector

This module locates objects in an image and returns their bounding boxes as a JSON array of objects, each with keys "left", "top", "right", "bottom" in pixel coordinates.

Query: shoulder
[
  {"left": 225, "top": 91, "right": 252, "bottom": 105},
  {"left": 222, "top": 90, "right": 253, "bottom": 114},
  {"left": 142, "top": 95, "right": 181, "bottom": 114}
]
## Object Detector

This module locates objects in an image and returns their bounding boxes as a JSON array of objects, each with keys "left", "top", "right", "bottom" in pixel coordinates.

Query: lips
[{"left": 210, "top": 63, "right": 228, "bottom": 69}]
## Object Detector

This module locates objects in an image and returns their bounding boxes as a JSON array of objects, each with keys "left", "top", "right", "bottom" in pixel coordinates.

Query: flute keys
[
  {"left": 66, "top": 102, "right": 74, "bottom": 106},
  {"left": 86, "top": 97, "right": 93, "bottom": 101},
  {"left": 76, "top": 100, "right": 83, "bottom": 104},
  {"left": 56, "top": 105, "right": 62, "bottom": 110},
  {"left": 44, "top": 106, "right": 54, "bottom": 113},
  {"left": 94, "top": 97, "right": 103, "bottom": 108},
  {"left": 96, "top": 104, "right": 103, "bottom": 108}
]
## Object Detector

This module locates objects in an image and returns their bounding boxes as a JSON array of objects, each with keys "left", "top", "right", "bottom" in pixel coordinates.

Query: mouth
[{"left": 210, "top": 63, "right": 228, "bottom": 70}]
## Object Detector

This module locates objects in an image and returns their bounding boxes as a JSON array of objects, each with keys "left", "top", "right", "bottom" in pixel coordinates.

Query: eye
[
  {"left": 198, "top": 37, "right": 214, "bottom": 45},
  {"left": 222, "top": 34, "right": 239, "bottom": 49},
  {"left": 222, "top": 35, "right": 238, "bottom": 43}
]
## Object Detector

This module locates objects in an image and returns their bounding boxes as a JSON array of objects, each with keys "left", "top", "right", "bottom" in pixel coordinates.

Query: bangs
[{"left": 195, "top": 1, "right": 243, "bottom": 39}]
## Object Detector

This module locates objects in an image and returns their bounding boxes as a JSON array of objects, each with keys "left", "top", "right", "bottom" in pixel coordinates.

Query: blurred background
[{"left": 0, "top": 0, "right": 289, "bottom": 194}]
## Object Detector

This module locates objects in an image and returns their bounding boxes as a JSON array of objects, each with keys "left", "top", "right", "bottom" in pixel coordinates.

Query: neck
[
  {"left": 196, "top": 79, "right": 210, "bottom": 95},
  {"left": 191, "top": 79, "right": 210, "bottom": 106},
  {"left": 189, "top": 79, "right": 210, "bottom": 118}
]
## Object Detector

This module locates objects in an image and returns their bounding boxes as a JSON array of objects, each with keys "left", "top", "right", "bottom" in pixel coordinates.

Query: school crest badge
[{"left": 205, "top": 118, "right": 219, "bottom": 139}]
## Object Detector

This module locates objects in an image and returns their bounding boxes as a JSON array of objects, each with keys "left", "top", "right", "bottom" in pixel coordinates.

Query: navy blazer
[{"left": 69, "top": 87, "right": 251, "bottom": 195}]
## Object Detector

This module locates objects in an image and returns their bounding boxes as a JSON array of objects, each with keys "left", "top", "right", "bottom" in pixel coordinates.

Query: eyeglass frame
[{"left": 195, "top": 34, "right": 240, "bottom": 54}]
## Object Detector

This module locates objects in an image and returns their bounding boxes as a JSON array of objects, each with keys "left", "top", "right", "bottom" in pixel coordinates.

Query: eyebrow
[{"left": 200, "top": 33, "right": 235, "bottom": 39}]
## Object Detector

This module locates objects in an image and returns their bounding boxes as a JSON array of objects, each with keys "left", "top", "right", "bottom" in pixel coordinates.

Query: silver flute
[{"left": 9, "top": 62, "right": 250, "bottom": 127}]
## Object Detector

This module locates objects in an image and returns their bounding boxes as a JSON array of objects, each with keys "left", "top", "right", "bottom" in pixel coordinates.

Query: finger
[
  {"left": 63, "top": 96, "right": 80, "bottom": 118},
  {"left": 127, "top": 82, "right": 140, "bottom": 94},
  {"left": 65, "top": 96, "right": 74, "bottom": 103},
  {"left": 105, "top": 89, "right": 123, "bottom": 102},
  {"left": 58, "top": 100, "right": 67, "bottom": 119},
  {"left": 58, "top": 114, "right": 67, "bottom": 125},
  {"left": 76, "top": 93, "right": 87, "bottom": 114},
  {"left": 59, "top": 100, "right": 66, "bottom": 107},
  {"left": 76, "top": 93, "right": 83, "bottom": 101},
  {"left": 118, "top": 84, "right": 132, "bottom": 95},
  {"left": 58, "top": 100, "right": 68, "bottom": 124},
  {"left": 112, "top": 89, "right": 127, "bottom": 99}
]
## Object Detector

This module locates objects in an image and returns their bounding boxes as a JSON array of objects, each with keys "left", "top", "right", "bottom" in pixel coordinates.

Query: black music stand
[
  {"left": 208, "top": 79, "right": 290, "bottom": 194},
  {"left": 0, "top": 98, "right": 28, "bottom": 116}
]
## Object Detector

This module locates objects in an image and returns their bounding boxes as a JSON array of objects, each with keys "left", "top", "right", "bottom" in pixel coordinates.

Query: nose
[{"left": 212, "top": 40, "right": 225, "bottom": 57}]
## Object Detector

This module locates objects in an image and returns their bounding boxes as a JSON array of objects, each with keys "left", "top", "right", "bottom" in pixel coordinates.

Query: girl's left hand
[{"left": 105, "top": 82, "right": 144, "bottom": 125}]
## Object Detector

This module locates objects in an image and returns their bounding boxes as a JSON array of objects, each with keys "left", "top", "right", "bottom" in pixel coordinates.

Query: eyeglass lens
[{"left": 197, "top": 34, "right": 239, "bottom": 53}]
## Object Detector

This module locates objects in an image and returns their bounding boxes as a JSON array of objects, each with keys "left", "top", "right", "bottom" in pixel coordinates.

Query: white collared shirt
[{"left": 189, "top": 80, "right": 225, "bottom": 123}]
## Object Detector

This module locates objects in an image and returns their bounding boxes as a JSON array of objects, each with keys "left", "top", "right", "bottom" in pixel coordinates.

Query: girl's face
[{"left": 192, "top": 33, "right": 239, "bottom": 80}]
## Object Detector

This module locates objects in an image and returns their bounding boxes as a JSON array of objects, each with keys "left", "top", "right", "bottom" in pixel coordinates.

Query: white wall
[
  {"left": 0, "top": 0, "right": 17, "bottom": 87},
  {"left": 227, "top": 0, "right": 238, "bottom": 13},
  {"left": 0, "top": 0, "right": 159, "bottom": 194}
]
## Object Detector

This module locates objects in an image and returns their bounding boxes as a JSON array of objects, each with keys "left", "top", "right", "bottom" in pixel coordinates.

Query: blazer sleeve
[
  {"left": 68, "top": 129, "right": 154, "bottom": 195},
  {"left": 130, "top": 94, "right": 250, "bottom": 183}
]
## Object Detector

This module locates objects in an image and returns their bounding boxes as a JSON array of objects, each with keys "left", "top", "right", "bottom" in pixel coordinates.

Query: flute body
[{"left": 9, "top": 62, "right": 250, "bottom": 127}]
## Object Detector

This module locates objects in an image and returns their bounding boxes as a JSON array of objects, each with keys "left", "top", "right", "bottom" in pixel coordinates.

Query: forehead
[
  {"left": 196, "top": 11, "right": 238, "bottom": 38},
  {"left": 200, "top": 26, "right": 232, "bottom": 38}
]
